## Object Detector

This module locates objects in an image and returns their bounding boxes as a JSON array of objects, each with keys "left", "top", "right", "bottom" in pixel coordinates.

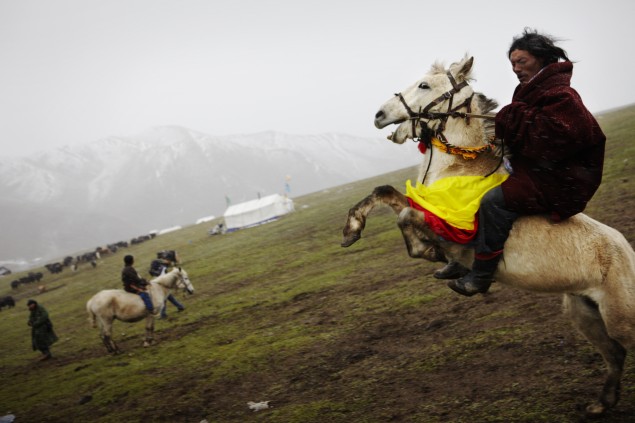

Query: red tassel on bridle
[{"left": 417, "top": 141, "right": 427, "bottom": 155}]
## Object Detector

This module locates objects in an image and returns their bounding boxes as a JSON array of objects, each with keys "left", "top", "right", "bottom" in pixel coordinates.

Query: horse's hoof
[
  {"left": 585, "top": 401, "right": 607, "bottom": 417},
  {"left": 341, "top": 232, "right": 361, "bottom": 247},
  {"left": 426, "top": 247, "right": 448, "bottom": 263}
]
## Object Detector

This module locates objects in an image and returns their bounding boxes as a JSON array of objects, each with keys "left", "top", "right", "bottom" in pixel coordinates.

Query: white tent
[{"left": 223, "top": 194, "right": 294, "bottom": 231}]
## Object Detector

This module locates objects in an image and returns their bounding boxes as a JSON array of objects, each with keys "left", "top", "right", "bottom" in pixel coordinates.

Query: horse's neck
[
  {"left": 419, "top": 154, "right": 501, "bottom": 183},
  {"left": 150, "top": 272, "right": 176, "bottom": 301},
  {"left": 418, "top": 119, "right": 503, "bottom": 185}
]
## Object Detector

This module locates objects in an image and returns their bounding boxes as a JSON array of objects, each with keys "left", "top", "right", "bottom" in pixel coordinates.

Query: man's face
[{"left": 510, "top": 49, "right": 544, "bottom": 85}]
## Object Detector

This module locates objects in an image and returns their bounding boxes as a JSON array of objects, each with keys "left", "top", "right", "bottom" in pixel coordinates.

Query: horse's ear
[{"left": 451, "top": 56, "right": 474, "bottom": 81}]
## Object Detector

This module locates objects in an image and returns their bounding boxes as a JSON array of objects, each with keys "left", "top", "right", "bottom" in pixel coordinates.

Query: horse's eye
[{"left": 418, "top": 83, "right": 430, "bottom": 89}]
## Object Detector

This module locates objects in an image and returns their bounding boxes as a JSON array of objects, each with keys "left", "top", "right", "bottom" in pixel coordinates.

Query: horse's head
[
  {"left": 175, "top": 267, "right": 194, "bottom": 295},
  {"left": 374, "top": 55, "right": 478, "bottom": 144}
]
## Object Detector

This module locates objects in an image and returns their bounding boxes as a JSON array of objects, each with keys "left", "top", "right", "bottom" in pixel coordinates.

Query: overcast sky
[{"left": 1, "top": 0, "right": 633, "bottom": 158}]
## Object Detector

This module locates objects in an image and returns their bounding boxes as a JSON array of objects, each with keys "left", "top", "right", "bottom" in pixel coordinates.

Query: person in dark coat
[
  {"left": 446, "top": 28, "right": 606, "bottom": 296},
  {"left": 122, "top": 255, "right": 154, "bottom": 313},
  {"left": 27, "top": 299, "right": 58, "bottom": 361},
  {"left": 149, "top": 255, "right": 185, "bottom": 319}
]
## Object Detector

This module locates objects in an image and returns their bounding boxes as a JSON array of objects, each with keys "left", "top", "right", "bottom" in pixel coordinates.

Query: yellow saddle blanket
[{"left": 405, "top": 174, "right": 509, "bottom": 231}]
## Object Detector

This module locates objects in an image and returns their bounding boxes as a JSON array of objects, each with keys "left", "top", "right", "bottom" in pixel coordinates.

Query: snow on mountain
[{"left": 0, "top": 126, "right": 420, "bottom": 267}]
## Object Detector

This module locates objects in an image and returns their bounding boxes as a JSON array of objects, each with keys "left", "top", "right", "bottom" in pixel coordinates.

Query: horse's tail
[{"left": 86, "top": 297, "right": 97, "bottom": 328}]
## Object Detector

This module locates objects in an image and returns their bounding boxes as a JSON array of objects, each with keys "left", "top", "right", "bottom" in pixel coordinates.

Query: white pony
[
  {"left": 342, "top": 56, "right": 635, "bottom": 416},
  {"left": 87, "top": 267, "right": 194, "bottom": 353}
]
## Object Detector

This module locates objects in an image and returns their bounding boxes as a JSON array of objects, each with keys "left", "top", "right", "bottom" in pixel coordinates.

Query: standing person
[
  {"left": 122, "top": 255, "right": 155, "bottom": 313},
  {"left": 149, "top": 256, "right": 185, "bottom": 319},
  {"left": 27, "top": 299, "right": 58, "bottom": 361},
  {"left": 161, "top": 293, "right": 185, "bottom": 319},
  {"left": 446, "top": 28, "right": 606, "bottom": 296}
]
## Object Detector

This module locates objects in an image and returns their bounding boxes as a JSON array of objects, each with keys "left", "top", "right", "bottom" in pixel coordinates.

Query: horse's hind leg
[
  {"left": 563, "top": 294, "right": 627, "bottom": 416},
  {"left": 342, "top": 185, "right": 409, "bottom": 247},
  {"left": 99, "top": 318, "right": 121, "bottom": 354},
  {"left": 102, "top": 335, "right": 120, "bottom": 354}
]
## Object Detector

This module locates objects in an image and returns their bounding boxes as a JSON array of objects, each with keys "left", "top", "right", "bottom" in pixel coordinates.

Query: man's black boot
[
  {"left": 447, "top": 256, "right": 501, "bottom": 297},
  {"left": 433, "top": 261, "right": 470, "bottom": 280}
]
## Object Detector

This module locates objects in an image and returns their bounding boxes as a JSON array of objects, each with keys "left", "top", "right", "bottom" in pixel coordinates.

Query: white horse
[
  {"left": 341, "top": 56, "right": 635, "bottom": 416},
  {"left": 86, "top": 267, "right": 194, "bottom": 354}
]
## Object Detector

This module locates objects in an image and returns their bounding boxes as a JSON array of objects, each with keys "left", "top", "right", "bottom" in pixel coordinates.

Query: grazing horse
[
  {"left": 86, "top": 267, "right": 194, "bottom": 354},
  {"left": 341, "top": 56, "right": 635, "bottom": 416}
]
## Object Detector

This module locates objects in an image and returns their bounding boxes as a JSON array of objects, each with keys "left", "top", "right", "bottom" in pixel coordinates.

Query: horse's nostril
[{"left": 375, "top": 110, "right": 384, "bottom": 120}]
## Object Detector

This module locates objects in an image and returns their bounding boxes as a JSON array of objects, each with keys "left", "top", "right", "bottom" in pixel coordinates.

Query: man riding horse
[
  {"left": 443, "top": 28, "right": 606, "bottom": 296},
  {"left": 122, "top": 255, "right": 154, "bottom": 313}
]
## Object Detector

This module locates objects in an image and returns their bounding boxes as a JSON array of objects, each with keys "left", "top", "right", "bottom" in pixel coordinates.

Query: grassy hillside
[
  {"left": 586, "top": 105, "right": 635, "bottom": 241},
  {"left": 0, "top": 104, "right": 634, "bottom": 422}
]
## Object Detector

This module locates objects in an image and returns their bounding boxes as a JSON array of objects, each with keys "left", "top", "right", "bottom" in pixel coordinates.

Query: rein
[{"left": 395, "top": 71, "right": 502, "bottom": 183}]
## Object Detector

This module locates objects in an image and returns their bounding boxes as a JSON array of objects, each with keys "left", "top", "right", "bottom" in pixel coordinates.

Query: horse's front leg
[
  {"left": 143, "top": 315, "right": 155, "bottom": 347},
  {"left": 342, "top": 185, "right": 409, "bottom": 247},
  {"left": 397, "top": 207, "right": 446, "bottom": 262}
]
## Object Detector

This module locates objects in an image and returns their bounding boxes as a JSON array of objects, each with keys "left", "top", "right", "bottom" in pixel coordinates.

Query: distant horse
[
  {"left": 341, "top": 56, "right": 635, "bottom": 416},
  {"left": 86, "top": 267, "right": 194, "bottom": 354}
]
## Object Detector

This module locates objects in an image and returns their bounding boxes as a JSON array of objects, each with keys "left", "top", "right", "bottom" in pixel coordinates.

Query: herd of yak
[{"left": 1, "top": 233, "right": 161, "bottom": 310}]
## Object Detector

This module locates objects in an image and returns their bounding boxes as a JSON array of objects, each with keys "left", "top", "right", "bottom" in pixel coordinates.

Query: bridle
[
  {"left": 177, "top": 270, "right": 194, "bottom": 294},
  {"left": 395, "top": 71, "right": 495, "bottom": 144},
  {"left": 394, "top": 71, "right": 501, "bottom": 182}
]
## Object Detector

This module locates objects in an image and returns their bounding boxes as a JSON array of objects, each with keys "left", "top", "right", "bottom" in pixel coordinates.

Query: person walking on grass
[{"left": 27, "top": 299, "right": 58, "bottom": 361}]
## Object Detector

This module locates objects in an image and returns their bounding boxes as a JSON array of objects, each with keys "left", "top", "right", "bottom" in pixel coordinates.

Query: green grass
[{"left": 0, "top": 104, "right": 634, "bottom": 422}]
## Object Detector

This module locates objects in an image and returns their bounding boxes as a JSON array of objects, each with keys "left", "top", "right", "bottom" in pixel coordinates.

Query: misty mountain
[{"left": 0, "top": 126, "right": 419, "bottom": 267}]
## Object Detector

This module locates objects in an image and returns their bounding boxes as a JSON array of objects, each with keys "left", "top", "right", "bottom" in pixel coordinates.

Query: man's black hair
[
  {"left": 508, "top": 27, "right": 569, "bottom": 65},
  {"left": 124, "top": 255, "right": 134, "bottom": 265}
]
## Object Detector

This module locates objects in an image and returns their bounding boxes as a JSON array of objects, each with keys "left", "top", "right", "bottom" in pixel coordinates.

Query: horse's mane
[
  {"left": 474, "top": 92, "right": 498, "bottom": 148},
  {"left": 151, "top": 267, "right": 178, "bottom": 285},
  {"left": 474, "top": 92, "right": 497, "bottom": 114}
]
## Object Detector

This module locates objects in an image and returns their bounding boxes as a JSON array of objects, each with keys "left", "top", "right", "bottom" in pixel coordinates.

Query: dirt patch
[
  {"left": 8, "top": 251, "right": 635, "bottom": 422},
  {"left": 102, "top": 279, "right": 635, "bottom": 422}
]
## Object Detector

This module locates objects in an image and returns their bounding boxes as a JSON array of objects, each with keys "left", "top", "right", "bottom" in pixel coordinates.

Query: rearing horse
[
  {"left": 341, "top": 56, "right": 635, "bottom": 416},
  {"left": 87, "top": 267, "right": 194, "bottom": 354}
]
